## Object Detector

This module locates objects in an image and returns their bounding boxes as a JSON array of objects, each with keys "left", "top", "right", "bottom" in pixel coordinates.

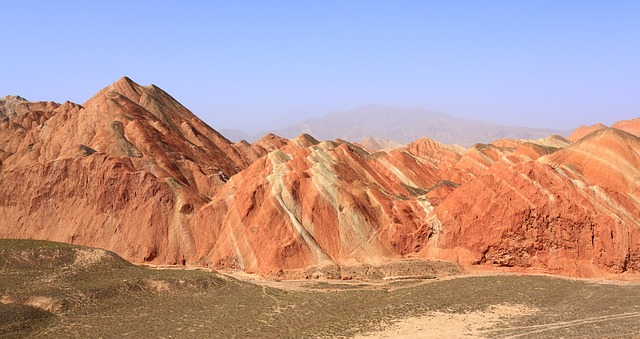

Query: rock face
[
  {"left": 2, "top": 78, "right": 639, "bottom": 279},
  {"left": 426, "top": 128, "right": 640, "bottom": 276},
  {"left": 193, "top": 138, "right": 448, "bottom": 277},
  {"left": 0, "top": 78, "right": 248, "bottom": 264}
]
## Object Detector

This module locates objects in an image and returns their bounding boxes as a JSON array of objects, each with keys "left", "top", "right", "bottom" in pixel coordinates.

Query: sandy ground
[
  {"left": 216, "top": 269, "right": 640, "bottom": 338},
  {"left": 353, "top": 303, "right": 537, "bottom": 339},
  {"left": 142, "top": 265, "right": 640, "bottom": 338},
  {"left": 215, "top": 267, "right": 640, "bottom": 292}
]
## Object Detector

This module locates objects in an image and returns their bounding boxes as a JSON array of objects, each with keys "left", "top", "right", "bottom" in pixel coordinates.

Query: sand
[{"left": 354, "top": 303, "right": 537, "bottom": 339}]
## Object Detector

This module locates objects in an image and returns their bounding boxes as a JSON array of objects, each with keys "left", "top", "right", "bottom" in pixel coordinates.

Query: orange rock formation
[
  {"left": 567, "top": 123, "right": 607, "bottom": 142},
  {"left": 2, "top": 79, "right": 639, "bottom": 279},
  {"left": 1, "top": 78, "right": 248, "bottom": 264}
]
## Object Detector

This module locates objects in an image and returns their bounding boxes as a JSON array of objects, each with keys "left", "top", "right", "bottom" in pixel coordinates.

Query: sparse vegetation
[{"left": 2, "top": 239, "right": 640, "bottom": 338}]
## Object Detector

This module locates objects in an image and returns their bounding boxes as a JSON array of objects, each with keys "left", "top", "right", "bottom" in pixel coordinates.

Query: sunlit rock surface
[{"left": 2, "top": 78, "right": 639, "bottom": 279}]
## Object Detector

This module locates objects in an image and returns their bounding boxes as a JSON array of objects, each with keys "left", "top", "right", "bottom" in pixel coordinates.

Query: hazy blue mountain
[
  {"left": 218, "top": 128, "right": 253, "bottom": 143},
  {"left": 269, "top": 105, "right": 569, "bottom": 146}
]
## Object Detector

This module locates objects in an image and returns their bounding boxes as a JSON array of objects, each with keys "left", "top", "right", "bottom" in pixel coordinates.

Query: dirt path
[
  {"left": 495, "top": 311, "right": 640, "bottom": 338},
  {"left": 216, "top": 268, "right": 640, "bottom": 293},
  {"left": 261, "top": 285, "right": 280, "bottom": 303}
]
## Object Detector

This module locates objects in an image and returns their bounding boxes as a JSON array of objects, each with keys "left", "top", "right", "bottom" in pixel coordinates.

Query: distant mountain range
[
  {"left": 218, "top": 128, "right": 252, "bottom": 143},
  {"left": 228, "top": 105, "right": 569, "bottom": 146}
]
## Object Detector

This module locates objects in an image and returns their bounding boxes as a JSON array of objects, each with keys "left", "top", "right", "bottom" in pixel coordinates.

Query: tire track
[{"left": 487, "top": 311, "right": 640, "bottom": 338}]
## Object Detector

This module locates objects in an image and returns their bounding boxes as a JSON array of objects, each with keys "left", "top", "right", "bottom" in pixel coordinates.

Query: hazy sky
[{"left": 2, "top": 1, "right": 639, "bottom": 133}]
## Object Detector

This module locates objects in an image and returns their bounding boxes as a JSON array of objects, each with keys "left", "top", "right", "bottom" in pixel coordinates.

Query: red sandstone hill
[
  {"left": 567, "top": 123, "right": 607, "bottom": 142},
  {"left": 612, "top": 117, "right": 640, "bottom": 137},
  {"left": 568, "top": 118, "right": 640, "bottom": 142},
  {"left": 0, "top": 78, "right": 252, "bottom": 264},
  {"left": 2, "top": 79, "right": 640, "bottom": 279},
  {"left": 425, "top": 128, "right": 640, "bottom": 276}
]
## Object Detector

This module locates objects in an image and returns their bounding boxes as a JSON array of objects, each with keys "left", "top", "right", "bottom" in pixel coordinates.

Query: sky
[{"left": 2, "top": 1, "right": 639, "bottom": 134}]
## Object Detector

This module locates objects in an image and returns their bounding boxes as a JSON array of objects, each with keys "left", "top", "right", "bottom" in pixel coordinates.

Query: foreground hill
[
  {"left": 269, "top": 104, "right": 568, "bottom": 146},
  {"left": 4, "top": 240, "right": 640, "bottom": 338},
  {"left": 1, "top": 78, "right": 639, "bottom": 279}
]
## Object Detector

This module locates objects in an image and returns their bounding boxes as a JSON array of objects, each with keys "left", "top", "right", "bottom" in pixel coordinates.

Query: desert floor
[{"left": 2, "top": 240, "right": 640, "bottom": 338}]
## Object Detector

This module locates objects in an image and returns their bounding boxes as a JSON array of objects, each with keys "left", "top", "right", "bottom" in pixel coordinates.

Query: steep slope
[
  {"left": 425, "top": 127, "right": 640, "bottom": 276},
  {"left": 190, "top": 125, "right": 640, "bottom": 277},
  {"left": 3, "top": 79, "right": 640, "bottom": 280},
  {"left": 191, "top": 138, "right": 452, "bottom": 277},
  {"left": 270, "top": 104, "right": 568, "bottom": 146},
  {"left": 0, "top": 77, "right": 249, "bottom": 264}
]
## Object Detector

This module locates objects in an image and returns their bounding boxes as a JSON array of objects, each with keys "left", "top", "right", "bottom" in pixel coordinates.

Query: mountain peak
[
  {"left": 612, "top": 117, "right": 640, "bottom": 137},
  {"left": 113, "top": 75, "right": 140, "bottom": 88},
  {"left": 567, "top": 123, "right": 607, "bottom": 142},
  {"left": 107, "top": 76, "right": 145, "bottom": 99},
  {"left": 3, "top": 78, "right": 640, "bottom": 280},
  {"left": 577, "top": 126, "right": 640, "bottom": 145}
]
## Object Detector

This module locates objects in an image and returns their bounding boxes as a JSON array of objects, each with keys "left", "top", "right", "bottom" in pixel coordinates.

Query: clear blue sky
[{"left": 2, "top": 1, "right": 639, "bottom": 133}]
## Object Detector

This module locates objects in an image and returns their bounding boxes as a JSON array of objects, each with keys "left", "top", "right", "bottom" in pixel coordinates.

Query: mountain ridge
[
  {"left": 2, "top": 77, "right": 639, "bottom": 280},
  {"left": 266, "top": 104, "right": 569, "bottom": 147}
]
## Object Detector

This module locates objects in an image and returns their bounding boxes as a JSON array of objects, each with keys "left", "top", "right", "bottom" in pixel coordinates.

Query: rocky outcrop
[
  {"left": 0, "top": 77, "right": 250, "bottom": 264},
  {"left": 192, "top": 139, "right": 446, "bottom": 277},
  {"left": 2, "top": 78, "right": 639, "bottom": 279},
  {"left": 424, "top": 128, "right": 640, "bottom": 276}
]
